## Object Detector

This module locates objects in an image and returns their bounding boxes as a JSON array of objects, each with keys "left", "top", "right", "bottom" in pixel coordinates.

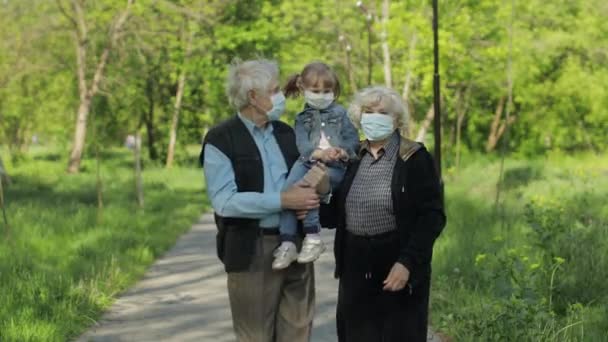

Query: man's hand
[
  {"left": 281, "top": 183, "right": 320, "bottom": 210},
  {"left": 383, "top": 262, "right": 410, "bottom": 292},
  {"left": 295, "top": 209, "right": 308, "bottom": 220}
]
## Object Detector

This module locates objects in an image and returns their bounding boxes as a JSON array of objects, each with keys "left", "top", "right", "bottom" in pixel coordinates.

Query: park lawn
[
  {"left": 431, "top": 152, "right": 608, "bottom": 341},
  {"left": 0, "top": 147, "right": 207, "bottom": 341}
]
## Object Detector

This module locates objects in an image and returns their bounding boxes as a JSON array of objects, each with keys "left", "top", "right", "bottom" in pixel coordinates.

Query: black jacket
[{"left": 329, "top": 135, "right": 446, "bottom": 288}]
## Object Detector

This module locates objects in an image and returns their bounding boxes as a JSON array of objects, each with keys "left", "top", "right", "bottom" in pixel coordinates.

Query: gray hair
[
  {"left": 348, "top": 86, "right": 409, "bottom": 136},
  {"left": 226, "top": 59, "right": 279, "bottom": 109}
]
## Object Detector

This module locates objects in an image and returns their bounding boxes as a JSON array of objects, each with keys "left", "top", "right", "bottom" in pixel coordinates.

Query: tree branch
[{"left": 55, "top": 0, "right": 77, "bottom": 29}]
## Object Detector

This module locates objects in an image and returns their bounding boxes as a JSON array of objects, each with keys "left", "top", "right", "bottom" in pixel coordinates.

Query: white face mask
[
  {"left": 304, "top": 90, "right": 334, "bottom": 110},
  {"left": 266, "top": 92, "right": 286, "bottom": 121},
  {"left": 360, "top": 113, "right": 395, "bottom": 141}
]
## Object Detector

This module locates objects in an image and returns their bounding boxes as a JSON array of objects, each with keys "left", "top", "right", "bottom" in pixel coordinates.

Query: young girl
[{"left": 272, "top": 62, "right": 359, "bottom": 270}]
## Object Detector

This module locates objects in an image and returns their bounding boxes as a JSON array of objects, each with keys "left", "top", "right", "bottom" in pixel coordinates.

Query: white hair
[
  {"left": 226, "top": 59, "right": 279, "bottom": 109},
  {"left": 348, "top": 86, "right": 410, "bottom": 136}
]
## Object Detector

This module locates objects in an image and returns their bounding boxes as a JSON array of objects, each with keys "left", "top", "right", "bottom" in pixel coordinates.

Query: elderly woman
[{"left": 331, "top": 86, "right": 446, "bottom": 341}]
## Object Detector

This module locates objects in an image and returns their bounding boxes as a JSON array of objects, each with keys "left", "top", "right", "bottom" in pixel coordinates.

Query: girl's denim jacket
[{"left": 294, "top": 102, "right": 360, "bottom": 161}]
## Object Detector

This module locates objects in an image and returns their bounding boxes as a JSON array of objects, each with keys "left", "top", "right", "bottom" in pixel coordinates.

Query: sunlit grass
[
  {"left": 0, "top": 147, "right": 206, "bottom": 341},
  {"left": 432, "top": 152, "right": 608, "bottom": 341}
]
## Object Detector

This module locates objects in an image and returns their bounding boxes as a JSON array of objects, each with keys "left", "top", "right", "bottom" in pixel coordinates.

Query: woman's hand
[{"left": 383, "top": 262, "right": 410, "bottom": 292}]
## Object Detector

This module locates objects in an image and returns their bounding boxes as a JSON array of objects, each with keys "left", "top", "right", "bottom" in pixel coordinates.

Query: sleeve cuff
[
  {"left": 397, "top": 256, "right": 414, "bottom": 274},
  {"left": 267, "top": 192, "right": 283, "bottom": 211}
]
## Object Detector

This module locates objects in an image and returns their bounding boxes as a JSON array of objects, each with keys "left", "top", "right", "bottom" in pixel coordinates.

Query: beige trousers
[{"left": 227, "top": 235, "right": 315, "bottom": 342}]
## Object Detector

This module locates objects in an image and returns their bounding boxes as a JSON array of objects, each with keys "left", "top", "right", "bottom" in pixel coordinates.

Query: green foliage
[
  {"left": 0, "top": 147, "right": 206, "bottom": 341},
  {"left": 432, "top": 154, "right": 608, "bottom": 341},
  {"left": 2, "top": 0, "right": 607, "bottom": 160}
]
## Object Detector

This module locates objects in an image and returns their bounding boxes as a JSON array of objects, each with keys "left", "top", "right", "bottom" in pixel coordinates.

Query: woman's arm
[{"left": 397, "top": 148, "right": 446, "bottom": 273}]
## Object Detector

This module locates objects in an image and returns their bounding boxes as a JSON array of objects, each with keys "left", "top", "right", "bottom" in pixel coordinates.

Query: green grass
[
  {"left": 431, "top": 153, "right": 608, "bottom": 341},
  {"left": 0, "top": 147, "right": 207, "bottom": 341},
  {"left": 2, "top": 146, "right": 607, "bottom": 341}
]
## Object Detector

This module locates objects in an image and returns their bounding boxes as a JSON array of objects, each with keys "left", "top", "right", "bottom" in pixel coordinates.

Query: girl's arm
[{"left": 294, "top": 114, "right": 317, "bottom": 159}]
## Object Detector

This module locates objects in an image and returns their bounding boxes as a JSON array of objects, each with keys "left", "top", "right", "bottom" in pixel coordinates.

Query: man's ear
[{"left": 247, "top": 89, "right": 257, "bottom": 103}]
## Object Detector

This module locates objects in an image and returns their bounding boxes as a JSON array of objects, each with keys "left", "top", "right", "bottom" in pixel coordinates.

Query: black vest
[{"left": 201, "top": 115, "right": 299, "bottom": 272}]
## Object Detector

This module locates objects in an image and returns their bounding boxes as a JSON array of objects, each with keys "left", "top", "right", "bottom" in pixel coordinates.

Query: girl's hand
[
  {"left": 318, "top": 148, "right": 336, "bottom": 162},
  {"left": 326, "top": 148, "right": 341, "bottom": 161},
  {"left": 311, "top": 149, "right": 325, "bottom": 160},
  {"left": 336, "top": 148, "right": 349, "bottom": 161}
]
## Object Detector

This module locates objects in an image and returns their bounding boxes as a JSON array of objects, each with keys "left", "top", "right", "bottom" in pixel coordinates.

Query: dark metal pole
[{"left": 432, "top": 0, "right": 444, "bottom": 200}]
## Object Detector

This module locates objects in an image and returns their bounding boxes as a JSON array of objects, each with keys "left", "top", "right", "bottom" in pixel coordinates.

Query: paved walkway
[{"left": 77, "top": 214, "right": 443, "bottom": 342}]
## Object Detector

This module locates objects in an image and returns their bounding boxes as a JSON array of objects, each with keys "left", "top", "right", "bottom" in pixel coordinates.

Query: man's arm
[
  {"left": 203, "top": 144, "right": 282, "bottom": 218},
  {"left": 203, "top": 144, "right": 320, "bottom": 218}
]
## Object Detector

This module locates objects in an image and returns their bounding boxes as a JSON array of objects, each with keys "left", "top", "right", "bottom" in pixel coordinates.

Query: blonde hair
[
  {"left": 349, "top": 86, "right": 409, "bottom": 136},
  {"left": 226, "top": 59, "right": 279, "bottom": 109}
]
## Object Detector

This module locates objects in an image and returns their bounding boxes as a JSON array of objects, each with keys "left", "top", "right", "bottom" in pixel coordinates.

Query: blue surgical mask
[
  {"left": 267, "top": 92, "right": 286, "bottom": 121},
  {"left": 360, "top": 113, "right": 395, "bottom": 141}
]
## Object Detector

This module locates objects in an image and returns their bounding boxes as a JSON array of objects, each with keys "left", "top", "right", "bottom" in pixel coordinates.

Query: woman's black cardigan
[{"left": 321, "top": 136, "right": 446, "bottom": 292}]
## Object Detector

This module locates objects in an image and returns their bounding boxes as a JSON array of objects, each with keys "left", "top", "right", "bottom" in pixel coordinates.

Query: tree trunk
[
  {"left": 65, "top": 0, "right": 134, "bottom": 173},
  {"left": 455, "top": 86, "right": 471, "bottom": 169},
  {"left": 67, "top": 98, "right": 91, "bottom": 173},
  {"left": 0, "top": 169, "right": 9, "bottom": 240},
  {"left": 366, "top": 20, "right": 373, "bottom": 85},
  {"left": 95, "top": 139, "right": 103, "bottom": 211},
  {"left": 144, "top": 75, "right": 159, "bottom": 160},
  {"left": 144, "top": 101, "right": 158, "bottom": 161},
  {"left": 0, "top": 155, "right": 10, "bottom": 187},
  {"left": 401, "top": 34, "right": 417, "bottom": 101},
  {"left": 345, "top": 44, "right": 357, "bottom": 92},
  {"left": 416, "top": 105, "right": 435, "bottom": 143},
  {"left": 401, "top": 32, "right": 417, "bottom": 137},
  {"left": 381, "top": 0, "right": 392, "bottom": 87},
  {"left": 165, "top": 69, "right": 186, "bottom": 168},
  {"left": 134, "top": 130, "right": 144, "bottom": 208},
  {"left": 166, "top": 25, "right": 193, "bottom": 168},
  {"left": 486, "top": 96, "right": 506, "bottom": 152}
]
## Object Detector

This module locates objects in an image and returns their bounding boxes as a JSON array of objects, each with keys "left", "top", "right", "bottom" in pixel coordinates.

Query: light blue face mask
[
  {"left": 360, "top": 113, "right": 395, "bottom": 141},
  {"left": 266, "top": 92, "right": 286, "bottom": 121}
]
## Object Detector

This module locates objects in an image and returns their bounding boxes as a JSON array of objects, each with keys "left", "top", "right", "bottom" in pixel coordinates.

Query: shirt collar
[
  {"left": 359, "top": 130, "right": 400, "bottom": 161},
  {"left": 238, "top": 112, "right": 273, "bottom": 136}
]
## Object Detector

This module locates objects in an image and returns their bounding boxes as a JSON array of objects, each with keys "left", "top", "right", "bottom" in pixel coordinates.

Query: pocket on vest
[{"left": 221, "top": 225, "right": 259, "bottom": 272}]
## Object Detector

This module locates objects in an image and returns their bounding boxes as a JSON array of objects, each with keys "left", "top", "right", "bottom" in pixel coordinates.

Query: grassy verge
[
  {"left": 0, "top": 147, "right": 206, "bottom": 341},
  {"left": 431, "top": 153, "right": 608, "bottom": 341}
]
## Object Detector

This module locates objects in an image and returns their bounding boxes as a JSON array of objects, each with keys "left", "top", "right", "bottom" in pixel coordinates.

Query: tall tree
[
  {"left": 165, "top": 19, "right": 193, "bottom": 168},
  {"left": 0, "top": 155, "right": 9, "bottom": 186},
  {"left": 380, "top": 0, "right": 392, "bottom": 88},
  {"left": 59, "top": 0, "right": 134, "bottom": 173}
]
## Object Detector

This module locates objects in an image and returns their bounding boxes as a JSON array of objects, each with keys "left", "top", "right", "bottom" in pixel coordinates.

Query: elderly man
[{"left": 200, "top": 59, "right": 320, "bottom": 342}]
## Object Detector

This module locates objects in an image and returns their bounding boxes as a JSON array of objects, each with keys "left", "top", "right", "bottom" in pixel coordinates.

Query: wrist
[
  {"left": 280, "top": 191, "right": 289, "bottom": 209},
  {"left": 397, "top": 257, "right": 413, "bottom": 274}
]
